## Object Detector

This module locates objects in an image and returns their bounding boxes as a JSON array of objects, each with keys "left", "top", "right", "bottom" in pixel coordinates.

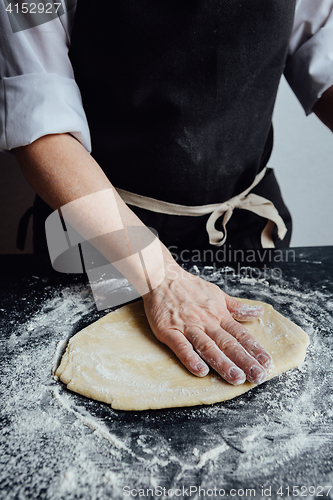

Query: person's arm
[
  {"left": 313, "top": 85, "right": 333, "bottom": 132},
  {"left": 0, "top": 0, "right": 90, "bottom": 153},
  {"left": 14, "top": 133, "right": 272, "bottom": 385},
  {"left": 285, "top": 0, "right": 333, "bottom": 119}
]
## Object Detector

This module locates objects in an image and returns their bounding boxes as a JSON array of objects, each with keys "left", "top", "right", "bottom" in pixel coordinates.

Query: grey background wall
[
  {"left": 271, "top": 77, "right": 333, "bottom": 247},
  {"left": 0, "top": 76, "right": 332, "bottom": 254}
]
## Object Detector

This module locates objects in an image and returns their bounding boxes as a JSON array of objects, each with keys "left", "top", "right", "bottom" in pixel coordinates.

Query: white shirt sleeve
[
  {"left": 286, "top": 0, "right": 333, "bottom": 115},
  {"left": 0, "top": 2, "right": 91, "bottom": 152}
]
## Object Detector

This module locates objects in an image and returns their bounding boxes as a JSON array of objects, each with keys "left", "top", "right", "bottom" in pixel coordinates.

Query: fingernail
[
  {"left": 229, "top": 367, "right": 246, "bottom": 385},
  {"left": 256, "top": 353, "right": 272, "bottom": 369},
  {"left": 196, "top": 362, "right": 209, "bottom": 376},
  {"left": 249, "top": 366, "right": 267, "bottom": 384}
]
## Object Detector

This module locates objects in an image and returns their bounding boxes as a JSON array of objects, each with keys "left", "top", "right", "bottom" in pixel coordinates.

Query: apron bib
[{"left": 69, "top": 0, "right": 296, "bottom": 206}]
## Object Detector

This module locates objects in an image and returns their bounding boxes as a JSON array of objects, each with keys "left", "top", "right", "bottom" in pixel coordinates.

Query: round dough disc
[{"left": 55, "top": 298, "right": 309, "bottom": 411}]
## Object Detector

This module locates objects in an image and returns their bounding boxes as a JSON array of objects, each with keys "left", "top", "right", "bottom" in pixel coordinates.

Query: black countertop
[{"left": 1, "top": 247, "right": 333, "bottom": 500}]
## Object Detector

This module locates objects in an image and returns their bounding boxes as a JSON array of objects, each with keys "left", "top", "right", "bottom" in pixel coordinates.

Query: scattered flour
[{"left": 1, "top": 267, "right": 333, "bottom": 500}]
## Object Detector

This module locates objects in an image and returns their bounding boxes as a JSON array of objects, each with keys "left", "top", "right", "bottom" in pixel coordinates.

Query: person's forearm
[
  {"left": 13, "top": 133, "right": 271, "bottom": 385},
  {"left": 313, "top": 84, "right": 333, "bottom": 133},
  {"left": 13, "top": 133, "right": 173, "bottom": 293},
  {"left": 14, "top": 133, "right": 137, "bottom": 219}
]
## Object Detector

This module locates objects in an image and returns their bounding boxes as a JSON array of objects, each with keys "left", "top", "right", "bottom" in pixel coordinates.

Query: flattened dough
[{"left": 56, "top": 299, "right": 309, "bottom": 411}]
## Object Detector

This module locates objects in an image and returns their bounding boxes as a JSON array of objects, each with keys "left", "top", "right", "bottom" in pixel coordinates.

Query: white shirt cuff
[{"left": 0, "top": 72, "right": 92, "bottom": 152}]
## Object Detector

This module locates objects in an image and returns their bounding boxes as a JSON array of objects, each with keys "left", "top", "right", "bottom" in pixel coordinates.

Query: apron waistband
[{"left": 115, "top": 167, "right": 288, "bottom": 248}]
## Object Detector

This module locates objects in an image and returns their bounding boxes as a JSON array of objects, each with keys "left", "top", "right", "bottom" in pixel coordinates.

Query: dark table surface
[{"left": 1, "top": 247, "right": 333, "bottom": 500}]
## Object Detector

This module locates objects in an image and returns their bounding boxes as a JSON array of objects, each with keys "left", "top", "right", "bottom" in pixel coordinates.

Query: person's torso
[{"left": 69, "top": 0, "right": 296, "bottom": 205}]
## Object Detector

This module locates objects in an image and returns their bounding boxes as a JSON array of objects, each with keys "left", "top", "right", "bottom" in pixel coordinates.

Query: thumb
[{"left": 223, "top": 294, "right": 264, "bottom": 322}]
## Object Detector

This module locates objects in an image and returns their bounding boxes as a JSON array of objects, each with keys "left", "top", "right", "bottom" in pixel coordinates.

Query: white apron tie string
[
  {"left": 206, "top": 192, "right": 287, "bottom": 248},
  {"left": 115, "top": 167, "right": 288, "bottom": 249}
]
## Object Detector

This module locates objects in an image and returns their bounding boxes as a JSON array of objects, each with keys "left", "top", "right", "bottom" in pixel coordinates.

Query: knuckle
[
  {"left": 182, "top": 351, "right": 196, "bottom": 366},
  {"left": 217, "top": 336, "right": 238, "bottom": 352},
  {"left": 222, "top": 317, "right": 238, "bottom": 332},
  {"left": 233, "top": 327, "right": 255, "bottom": 349},
  {"left": 175, "top": 341, "right": 192, "bottom": 356},
  {"left": 158, "top": 329, "right": 182, "bottom": 346},
  {"left": 196, "top": 340, "right": 216, "bottom": 357},
  {"left": 224, "top": 293, "right": 239, "bottom": 307},
  {"left": 174, "top": 342, "right": 196, "bottom": 366},
  {"left": 219, "top": 312, "right": 235, "bottom": 327},
  {"left": 155, "top": 328, "right": 171, "bottom": 342},
  {"left": 233, "top": 327, "right": 250, "bottom": 342}
]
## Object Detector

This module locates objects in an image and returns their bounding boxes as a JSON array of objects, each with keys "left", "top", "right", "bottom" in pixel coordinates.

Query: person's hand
[{"left": 143, "top": 262, "right": 272, "bottom": 385}]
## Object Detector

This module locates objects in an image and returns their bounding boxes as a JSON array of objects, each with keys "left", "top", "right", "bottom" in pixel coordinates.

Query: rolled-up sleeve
[
  {"left": 285, "top": 0, "right": 333, "bottom": 115},
  {"left": 0, "top": 2, "right": 91, "bottom": 152}
]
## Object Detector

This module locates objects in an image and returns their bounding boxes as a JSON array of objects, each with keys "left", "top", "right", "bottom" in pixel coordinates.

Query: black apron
[{"left": 30, "top": 0, "right": 295, "bottom": 255}]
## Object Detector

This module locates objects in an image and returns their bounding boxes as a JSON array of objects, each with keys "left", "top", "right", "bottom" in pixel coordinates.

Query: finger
[
  {"left": 224, "top": 294, "right": 264, "bottom": 321},
  {"left": 206, "top": 325, "right": 268, "bottom": 384},
  {"left": 157, "top": 328, "right": 210, "bottom": 377},
  {"left": 184, "top": 326, "right": 246, "bottom": 385},
  {"left": 220, "top": 314, "right": 273, "bottom": 369}
]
